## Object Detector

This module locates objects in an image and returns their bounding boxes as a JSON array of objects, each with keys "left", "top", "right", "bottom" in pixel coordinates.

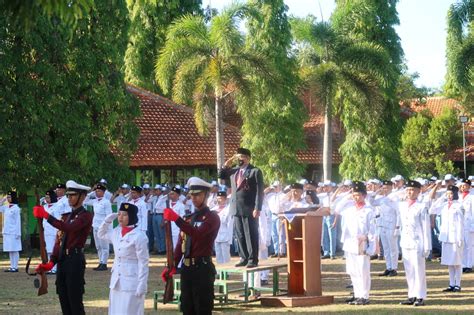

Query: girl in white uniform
[
  {"left": 42, "top": 190, "right": 62, "bottom": 274},
  {"left": 99, "top": 202, "right": 149, "bottom": 315},
  {"left": 0, "top": 191, "right": 22, "bottom": 272},
  {"left": 430, "top": 185, "right": 464, "bottom": 292},
  {"left": 459, "top": 179, "right": 474, "bottom": 272},
  {"left": 212, "top": 191, "right": 233, "bottom": 264}
]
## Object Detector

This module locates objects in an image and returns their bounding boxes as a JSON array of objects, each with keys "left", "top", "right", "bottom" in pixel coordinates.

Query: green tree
[
  {"left": 239, "top": 0, "right": 306, "bottom": 182},
  {"left": 156, "top": 5, "right": 267, "bottom": 170},
  {"left": 291, "top": 16, "right": 392, "bottom": 180},
  {"left": 445, "top": 0, "right": 474, "bottom": 114},
  {"left": 0, "top": 1, "right": 139, "bottom": 193},
  {"left": 332, "top": 0, "right": 405, "bottom": 179},
  {"left": 124, "top": 0, "right": 202, "bottom": 92},
  {"left": 401, "top": 107, "right": 461, "bottom": 177}
]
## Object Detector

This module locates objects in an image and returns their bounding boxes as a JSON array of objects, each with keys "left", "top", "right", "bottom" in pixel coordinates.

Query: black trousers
[
  {"left": 56, "top": 252, "right": 86, "bottom": 315},
  {"left": 234, "top": 215, "right": 259, "bottom": 264},
  {"left": 180, "top": 261, "right": 216, "bottom": 315}
]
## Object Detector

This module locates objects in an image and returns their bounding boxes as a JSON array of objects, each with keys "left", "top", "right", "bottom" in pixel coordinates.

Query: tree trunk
[
  {"left": 322, "top": 102, "right": 332, "bottom": 181},
  {"left": 215, "top": 93, "right": 225, "bottom": 171}
]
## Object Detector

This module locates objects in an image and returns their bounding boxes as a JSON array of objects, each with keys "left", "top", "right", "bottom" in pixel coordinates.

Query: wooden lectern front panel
[{"left": 285, "top": 218, "right": 304, "bottom": 295}]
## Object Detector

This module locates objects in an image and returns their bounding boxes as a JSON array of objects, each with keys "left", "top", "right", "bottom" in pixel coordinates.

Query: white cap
[
  {"left": 368, "top": 178, "right": 381, "bottom": 185},
  {"left": 143, "top": 184, "right": 151, "bottom": 189},
  {"left": 468, "top": 175, "right": 474, "bottom": 181},
  {"left": 121, "top": 183, "right": 130, "bottom": 189},
  {"left": 322, "top": 180, "right": 332, "bottom": 186},
  {"left": 444, "top": 174, "right": 455, "bottom": 181},
  {"left": 99, "top": 178, "right": 107, "bottom": 184},
  {"left": 187, "top": 177, "right": 213, "bottom": 193},
  {"left": 430, "top": 176, "right": 438, "bottom": 181},
  {"left": 271, "top": 180, "right": 280, "bottom": 188},
  {"left": 342, "top": 179, "right": 353, "bottom": 186},
  {"left": 299, "top": 179, "right": 308, "bottom": 185},
  {"left": 154, "top": 184, "right": 162, "bottom": 190},
  {"left": 66, "top": 180, "right": 91, "bottom": 194},
  {"left": 418, "top": 179, "right": 428, "bottom": 186},
  {"left": 392, "top": 175, "right": 404, "bottom": 182}
]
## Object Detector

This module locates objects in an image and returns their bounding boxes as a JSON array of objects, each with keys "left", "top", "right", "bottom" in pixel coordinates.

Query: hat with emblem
[
  {"left": 352, "top": 181, "right": 367, "bottom": 193},
  {"left": 382, "top": 180, "right": 393, "bottom": 186},
  {"left": 7, "top": 191, "right": 18, "bottom": 204},
  {"left": 130, "top": 185, "right": 142, "bottom": 193},
  {"left": 65, "top": 180, "right": 91, "bottom": 195},
  {"left": 171, "top": 185, "right": 182, "bottom": 195},
  {"left": 95, "top": 183, "right": 107, "bottom": 191},
  {"left": 217, "top": 191, "right": 227, "bottom": 197},
  {"left": 290, "top": 183, "right": 304, "bottom": 190},
  {"left": 119, "top": 202, "right": 139, "bottom": 226},
  {"left": 405, "top": 180, "right": 421, "bottom": 189},
  {"left": 46, "top": 190, "right": 58, "bottom": 203},
  {"left": 99, "top": 178, "right": 108, "bottom": 185},
  {"left": 56, "top": 183, "right": 66, "bottom": 189},
  {"left": 121, "top": 183, "right": 130, "bottom": 189},
  {"left": 447, "top": 184, "right": 459, "bottom": 200},
  {"left": 444, "top": 174, "right": 455, "bottom": 181},
  {"left": 460, "top": 178, "right": 471, "bottom": 186},
  {"left": 187, "top": 177, "right": 213, "bottom": 194},
  {"left": 154, "top": 184, "right": 162, "bottom": 190},
  {"left": 143, "top": 184, "right": 151, "bottom": 189}
]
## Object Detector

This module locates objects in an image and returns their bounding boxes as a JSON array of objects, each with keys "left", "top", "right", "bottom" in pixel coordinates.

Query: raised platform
[{"left": 260, "top": 295, "right": 334, "bottom": 307}]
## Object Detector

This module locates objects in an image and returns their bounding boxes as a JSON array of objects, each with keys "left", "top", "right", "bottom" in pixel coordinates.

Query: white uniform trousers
[
  {"left": 402, "top": 248, "right": 427, "bottom": 299},
  {"left": 109, "top": 286, "right": 144, "bottom": 315},
  {"left": 462, "top": 231, "right": 474, "bottom": 268},
  {"left": 215, "top": 242, "right": 231, "bottom": 264},
  {"left": 345, "top": 252, "right": 370, "bottom": 299},
  {"left": 93, "top": 227, "right": 110, "bottom": 264},
  {"left": 9, "top": 252, "right": 19, "bottom": 269},
  {"left": 380, "top": 228, "right": 399, "bottom": 270}
]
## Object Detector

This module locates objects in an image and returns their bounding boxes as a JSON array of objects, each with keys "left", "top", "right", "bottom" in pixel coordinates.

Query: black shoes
[
  {"left": 400, "top": 297, "right": 416, "bottom": 305},
  {"left": 246, "top": 262, "right": 258, "bottom": 268},
  {"left": 379, "top": 269, "right": 390, "bottom": 276},
  {"left": 346, "top": 283, "right": 353, "bottom": 289},
  {"left": 93, "top": 264, "right": 108, "bottom": 271},
  {"left": 235, "top": 260, "right": 248, "bottom": 267},
  {"left": 4, "top": 268, "right": 18, "bottom": 273},
  {"left": 260, "top": 279, "right": 269, "bottom": 285},
  {"left": 388, "top": 269, "right": 398, "bottom": 277},
  {"left": 321, "top": 255, "right": 330, "bottom": 259},
  {"left": 414, "top": 298, "right": 425, "bottom": 306},
  {"left": 443, "top": 286, "right": 455, "bottom": 292},
  {"left": 349, "top": 298, "right": 370, "bottom": 305},
  {"left": 462, "top": 267, "right": 472, "bottom": 273},
  {"left": 443, "top": 285, "right": 461, "bottom": 292},
  {"left": 345, "top": 296, "right": 355, "bottom": 303}
]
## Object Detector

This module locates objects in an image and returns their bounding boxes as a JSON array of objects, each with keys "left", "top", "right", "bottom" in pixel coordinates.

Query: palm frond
[{"left": 172, "top": 55, "right": 208, "bottom": 105}]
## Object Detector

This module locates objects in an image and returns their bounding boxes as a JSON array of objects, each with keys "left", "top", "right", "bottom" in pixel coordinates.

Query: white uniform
[
  {"left": 430, "top": 199, "right": 464, "bottom": 287},
  {"left": 398, "top": 199, "right": 431, "bottom": 299},
  {"left": 266, "top": 191, "right": 286, "bottom": 255},
  {"left": 0, "top": 203, "right": 22, "bottom": 270},
  {"left": 86, "top": 197, "right": 113, "bottom": 265},
  {"left": 55, "top": 195, "right": 72, "bottom": 215},
  {"left": 461, "top": 192, "right": 474, "bottom": 269},
  {"left": 369, "top": 194, "right": 400, "bottom": 271},
  {"left": 43, "top": 203, "right": 62, "bottom": 253},
  {"left": 130, "top": 198, "right": 148, "bottom": 233},
  {"left": 212, "top": 203, "right": 233, "bottom": 264},
  {"left": 207, "top": 192, "right": 218, "bottom": 209},
  {"left": 334, "top": 201, "right": 376, "bottom": 300},
  {"left": 98, "top": 220, "right": 149, "bottom": 315},
  {"left": 113, "top": 193, "right": 131, "bottom": 210},
  {"left": 167, "top": 199, "right": 186, "bottom": 247}
]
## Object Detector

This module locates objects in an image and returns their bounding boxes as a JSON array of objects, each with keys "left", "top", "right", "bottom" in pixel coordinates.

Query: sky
[{"left": 202, "top": 0, "right": 457, "bottom": 89}]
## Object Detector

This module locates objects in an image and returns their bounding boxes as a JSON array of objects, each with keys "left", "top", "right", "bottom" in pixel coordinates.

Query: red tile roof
[{"left": 127, "top": 85, "right": 241, "bottom": 167}]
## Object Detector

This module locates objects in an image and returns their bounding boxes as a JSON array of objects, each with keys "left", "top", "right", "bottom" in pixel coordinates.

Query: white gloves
[
  {"left": 134, "top": 289, "right": 146, "bottom": 297},
  {"left": 423, "top": 250, "right": 430, "bottom": 258},
  {"left": 104, "top": 213, "right": 118, "bottom": 224},
  {"left": 457, "top": 241, "right": 463, "bottom": 248},
  {"left": 393, "top": 229, "right": 400, "bottom": 237}
]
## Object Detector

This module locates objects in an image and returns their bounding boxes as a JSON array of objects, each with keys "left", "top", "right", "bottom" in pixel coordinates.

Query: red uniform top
[
  {"left": 48, "top": 206, "right": 93, "bottom": 263},
  {"left": 174, "top": 207, "right": 220, "bottom": 266}
]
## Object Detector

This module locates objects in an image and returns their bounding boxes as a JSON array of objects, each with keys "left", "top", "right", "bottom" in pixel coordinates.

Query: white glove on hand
[
  {"left": 104, "top": 213, "right": 118, "bottom": 224},
  {"left": 134, "top": 289, "right": 146, "bottom": 297},
  {"left": 393, "top": 229, "right": 400, "bottom": 237},
  {"left": 423, "top": 250, "right": 430, "bottom": 258},
  {"left": 457, "top": 241, "right": 463, "bottom": 248}
]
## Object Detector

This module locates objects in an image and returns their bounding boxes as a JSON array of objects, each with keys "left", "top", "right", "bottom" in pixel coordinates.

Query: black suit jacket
[{"left": 219, "top": 164, "right": 264, "bottom": 216}]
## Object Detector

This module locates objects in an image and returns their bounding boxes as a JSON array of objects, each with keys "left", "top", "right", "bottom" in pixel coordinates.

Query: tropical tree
[
  {"left": 156, "top": 5, "right": 267, "bottom": 170},
  {"left": 445, "top": 0, "right": 474, "bottom": 114},
  {"left": 291, "top": 16, "right": 392, "bottom": 180},
  {"left": 124, "top": 0, "right": 202, "bottom": 92},
  {"left": 240, "top": 0, "right": 306, "bottom": 182}
]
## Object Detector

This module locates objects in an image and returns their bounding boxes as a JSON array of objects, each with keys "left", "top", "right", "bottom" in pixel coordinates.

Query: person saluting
[{"left": 34, "top": 180, "right": 93, "bottom": 315}]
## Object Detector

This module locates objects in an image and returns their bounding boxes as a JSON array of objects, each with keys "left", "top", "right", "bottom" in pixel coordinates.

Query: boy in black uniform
[
  {"left": 163, "top": 177, "right": 220, "bottom": 315},
  {"left": 34, "top": 180, "right": 93, "bottom": 315}
]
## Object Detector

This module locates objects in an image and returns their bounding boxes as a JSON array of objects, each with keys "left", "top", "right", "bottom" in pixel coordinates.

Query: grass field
[{"left": 1, "top": 252, "right": 474, "bottom": 314}]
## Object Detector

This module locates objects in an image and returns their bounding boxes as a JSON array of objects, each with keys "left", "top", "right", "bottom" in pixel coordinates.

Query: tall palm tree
[
  {"left": 156, "top": 5, "right": 266, "bottom": 170},
  {"left": 445, "top": 0, "right": 474, "bottom": 114},
  {"left": 291, "top": 16, "right": 392, "bottom": 180}
]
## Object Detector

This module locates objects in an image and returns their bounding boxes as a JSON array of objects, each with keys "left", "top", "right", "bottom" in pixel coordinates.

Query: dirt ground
[{"left": 1, "top": 252, "right": 474, "bottom": 314}]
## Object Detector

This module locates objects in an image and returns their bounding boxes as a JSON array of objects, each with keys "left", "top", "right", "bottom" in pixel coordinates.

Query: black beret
[
  {"left": 119, "top": 202, "right": 139, "bottom": 226},
  {"left": 131, "top": 185, "right": 143, "bottom": 192},
  {"left": 171, "top": 186, "right": 181, "bottom": 195},
  {"left": 461, "top": 179, "right": 472, "bottom": 186},
  {"left": 406, "top": 180, "right": 421, "bottom": 189},
  {"left": 217, "top": 191, "right": 227, "bottom": 197},
  {"left": 7, "top": 191, "right": 17, "bottom": 198},
  {"left": 237, "top": 147, "right": 251, "bottom": 157},
  {"left": 290, "top": 183, "right": 304, "bottom": 190},
  {"left": 382, "top": 180, "right": 393, "bottom": 186},
  {"left": 447, "top": 185, "right": 459, "bottom": 193},
  {"left": 352, "top": 181, "right": 367, "bottom": 193},
  {"left": 56, "top": 183, "right": 66, "bottom": 189},
  {"left": 96, "top": 183, "right": 107, "bottom": 191}
]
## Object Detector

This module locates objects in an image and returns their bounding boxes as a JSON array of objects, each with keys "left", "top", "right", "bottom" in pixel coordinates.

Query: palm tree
[
  {"left": 445, "top": 0, "right": 474, "bottom": 114},
  {"left": 156, "top": 5, "right": 266, "bottom": 170},
  {"left": 291, "top": 16, "right": 392, "bottom": 180}
]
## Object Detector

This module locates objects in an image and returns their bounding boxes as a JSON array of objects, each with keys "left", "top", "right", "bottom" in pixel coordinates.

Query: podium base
[{"left": 260, "top": 295, "right": 334, "bottom": 307}]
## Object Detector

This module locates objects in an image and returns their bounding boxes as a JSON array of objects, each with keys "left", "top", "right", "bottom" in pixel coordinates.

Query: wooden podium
[{"left": 260, "top": 212, "right": 334, "bottom": 307}]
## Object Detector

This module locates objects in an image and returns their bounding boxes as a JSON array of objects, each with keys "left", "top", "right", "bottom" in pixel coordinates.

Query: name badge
[{"left": 194, "top": 222, "right": 203, "bottom": 227}]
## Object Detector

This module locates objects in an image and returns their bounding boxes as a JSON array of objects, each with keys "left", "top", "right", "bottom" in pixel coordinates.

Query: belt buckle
[
  {"left": 184, "top": 258, "right": 190, "bottom": 267},
  {"left": 66, "top": 248, "right": 69, "bottom": 255}
]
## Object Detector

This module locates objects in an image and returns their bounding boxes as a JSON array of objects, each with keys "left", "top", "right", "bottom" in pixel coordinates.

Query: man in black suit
[{"left": 219, "top": 148, "right": 264, "bottom": 268}]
